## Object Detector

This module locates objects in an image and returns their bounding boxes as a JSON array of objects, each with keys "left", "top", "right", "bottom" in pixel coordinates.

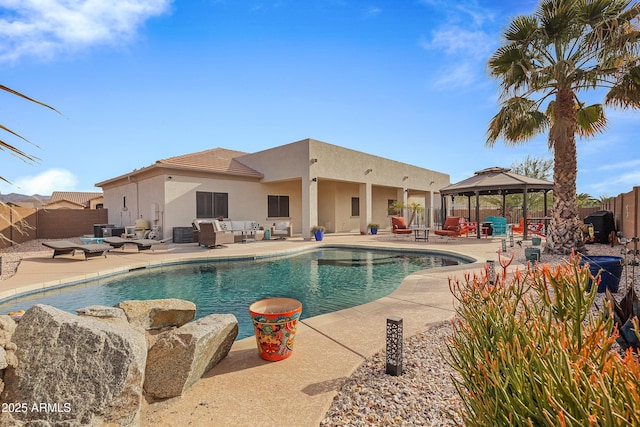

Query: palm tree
[
  {"left": 1, "top": 84, "right": 58, "bottom": 185},
  {"left": 486, "top": 0, "right": 640, "bottom": 254}
]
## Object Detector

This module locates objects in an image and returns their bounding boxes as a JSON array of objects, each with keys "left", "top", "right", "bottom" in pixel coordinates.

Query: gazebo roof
[{"left": 440, "top": 167, "right": 554, "bottom": 197}]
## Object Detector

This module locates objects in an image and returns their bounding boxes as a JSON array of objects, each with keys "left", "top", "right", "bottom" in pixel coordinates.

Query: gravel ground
[
  {"left": 321, "top": 241, "right": 640, "bottom": 427},
  {"left": 3, "top": 238, "right": 640, "bottom": 426}
]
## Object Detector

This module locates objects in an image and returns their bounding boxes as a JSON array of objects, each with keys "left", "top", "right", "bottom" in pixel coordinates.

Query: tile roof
[
  {"left": 48, "top": 191, "right": 103, "bottom": 206},
  {"left": 156, "top": 147, "right": 263, "bottom": 178}
]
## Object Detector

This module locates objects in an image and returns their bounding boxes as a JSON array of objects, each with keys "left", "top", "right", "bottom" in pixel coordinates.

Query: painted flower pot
[
  {"left": 314, "top": 230, "right": 324, "bottom": 241},
  {"left": 370, "top": 228, "right": 378, "bottom": 235},
  {"left": 249, "top": 298, "right": 302, "bottom": 361}
]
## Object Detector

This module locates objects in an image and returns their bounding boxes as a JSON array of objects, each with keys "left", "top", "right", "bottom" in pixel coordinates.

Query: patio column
[
  {"left": 359, "top": 182, "right": 372, "bottom": 233},
  {"left": 302, "top": 176, "right": 318, "bottom": 241}
]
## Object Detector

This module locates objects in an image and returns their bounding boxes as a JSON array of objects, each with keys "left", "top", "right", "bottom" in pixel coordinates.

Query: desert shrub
[{"left": 447, "top": 253, "right": 640, "bottom": 426}]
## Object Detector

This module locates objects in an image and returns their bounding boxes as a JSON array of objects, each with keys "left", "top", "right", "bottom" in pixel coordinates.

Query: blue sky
[{"left": 1, "top": 0, "right": 638, "bottom": 198}]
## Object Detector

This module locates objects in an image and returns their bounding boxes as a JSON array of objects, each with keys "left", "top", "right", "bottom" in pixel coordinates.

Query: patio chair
[
  {"left": 511, "top": 218, "right": 525, "bottom": 234},
  {"left": 198, "top": 221, "right": 234, "bottom": 248},
  {"left": 104, "top": 236, "right": 164, "bottom": 252},
  {"left": 42, "top": 241, "right": 111, "bottom": 260},
  {"left": 485, "top": 216, "right": 507, "bottom": 235},
  {"left": 391, "top": 216, "right": 413, "bottom": 238},
  {"left": 434, "top": 217, "right": 469, "bottom": 238},
  {"left": 271, "top": 221, "right": 292, "bottom": 239}
]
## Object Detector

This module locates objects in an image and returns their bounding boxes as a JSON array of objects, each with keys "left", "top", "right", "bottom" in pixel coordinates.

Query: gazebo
[{"left": 439, "top": 167, "right": 554, "bottom": 239}]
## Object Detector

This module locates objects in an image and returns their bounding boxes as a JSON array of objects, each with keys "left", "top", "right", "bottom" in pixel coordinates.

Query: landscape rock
[
  {"left": 76, "top": 304, "right": 129, "bottom": 326},
  {"left": 117, "top": 298, "right": 196, "bottom": 330},
  {"left": 0, "top": 315, "right": 16, "bottom": 347},
  {"left": 144, "top": 313, "right": 238, "bottom": 399},
  {"left": 0, "top": 346, "right": 6, "bottom": 370},
  {"left": 1, "top": 304, "right": 147, "bottom": 427}
]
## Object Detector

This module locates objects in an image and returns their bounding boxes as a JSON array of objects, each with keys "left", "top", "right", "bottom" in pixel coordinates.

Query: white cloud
[
  {"left": 418, "top": 0, "right": 498, "bottom": 91},
  {"left": 423, "top": 27, "right": 493, "bottom": 59},
  {"left": 0, "top": 0, "right": 173, "bottom": 63},
  {"left": 364, "top": 7, "right": 381, "bottom": 18},
  {"left": 0, "top": 169, "right": 79, "bottom": 195}
]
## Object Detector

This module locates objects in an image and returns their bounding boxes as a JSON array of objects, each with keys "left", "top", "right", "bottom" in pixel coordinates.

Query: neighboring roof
[
  {"left": 156, "top": 148, "right": 263, "bottom": 178},
  {"left": 48, "top": 191, "right": 103, "bottom": 207},
  {"left": 440, "top": 167, "right": 553, "bottom": 196}
]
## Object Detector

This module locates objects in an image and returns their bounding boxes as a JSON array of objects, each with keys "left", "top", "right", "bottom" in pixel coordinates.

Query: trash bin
[
  {"left": 249, "top": 298, "right": 302, "bottom": 361},
  {"left": 580, "top": 255, "right": 624, "bottom": 293},
  {"left": 94, "top": 224, "right": 114, "bottom": 238},
  {"left": 265, "top": 229, "right": 270, "bottom": 240},
  {"left": 583, "top": 210, "right": 616, "bottom": 244}
]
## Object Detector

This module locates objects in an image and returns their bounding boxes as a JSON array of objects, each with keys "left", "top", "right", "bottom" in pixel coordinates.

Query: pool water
[{"left": 0, "top": 248, "right": 467, "bottom": 339}]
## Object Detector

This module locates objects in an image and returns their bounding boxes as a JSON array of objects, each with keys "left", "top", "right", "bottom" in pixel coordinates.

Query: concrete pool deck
[{"left": 0, "top": 232, "right": 507, "bottom": 426}]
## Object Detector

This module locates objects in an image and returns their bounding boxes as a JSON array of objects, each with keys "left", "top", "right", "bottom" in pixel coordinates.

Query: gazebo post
[
  {"left": 467, "top": 196, "right": 472, "bottom": 223},
  {"left": 475, "top": 191, "right": 481, "bottom": 239},
  {"left": 502, "top": 192, "right": 506, "bottom": 218},
  {"left": 523, "top": 186, "right": 529, "bottom": 240}
]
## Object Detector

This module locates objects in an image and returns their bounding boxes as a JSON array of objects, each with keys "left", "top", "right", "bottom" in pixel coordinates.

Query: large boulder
[
  {"left": 117, "top": 298, "right": 196, "bottom": 330},
  {"left": 76, "top": 304, "right": 129, "bottom": 326},
  {"left": 1, "top": 304, "right": 147, "bottom": 427},
  {"left": 144, "top": 313, "right": 238, "bottom": 399}
]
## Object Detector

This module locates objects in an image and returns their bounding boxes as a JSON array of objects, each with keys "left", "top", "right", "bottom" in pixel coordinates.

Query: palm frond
[
  {"left": 605, "top": 64, "right": 640, "bottom": 107},
  {"left": 576, "top": 103, "right": 608, "bottom": 137},
  {"left": 0, "top": 84, "right": 58, "bottom": 184},
  {"left": 0, "top": 85, "right": 59, "bottom": 113},
  {"left": 486, "top": 97, "right": 549, "bottom": 146}
]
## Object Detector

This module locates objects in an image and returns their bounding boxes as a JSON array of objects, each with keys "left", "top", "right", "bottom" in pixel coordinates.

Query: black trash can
[
  {"left": 583, "top": 211, "right": 615, "bottom": 244},
  {"left": 94, "top": 224, "right": 115, "bottom": 238}
]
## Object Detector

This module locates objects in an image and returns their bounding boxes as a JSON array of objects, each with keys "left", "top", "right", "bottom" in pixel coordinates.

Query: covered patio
[{"left": 439, "top": 167, "right": 554, "bottom": 239}]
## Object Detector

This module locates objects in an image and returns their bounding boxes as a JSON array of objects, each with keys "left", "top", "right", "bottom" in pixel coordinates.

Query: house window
[
  {"left": 388, "top": 199, "right": 400, "bottom": 215},
  {"left": 196, "top": 191, "right": 228, "bottom": 218},
  {"left": 268, "top": 195, "right": 289, "bottom": 217},
  {"left": 351, "top": 197, "right": 360, "bottom": 217}
]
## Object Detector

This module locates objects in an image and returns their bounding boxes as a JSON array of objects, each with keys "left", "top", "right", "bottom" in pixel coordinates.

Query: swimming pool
[{"left": 0, "top": 247, "right": 470, "bottom": 339}]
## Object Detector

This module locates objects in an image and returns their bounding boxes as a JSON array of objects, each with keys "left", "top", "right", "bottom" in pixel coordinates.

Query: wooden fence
[{"left": 0, "top": 206, "right": 109, "bottom": 249}]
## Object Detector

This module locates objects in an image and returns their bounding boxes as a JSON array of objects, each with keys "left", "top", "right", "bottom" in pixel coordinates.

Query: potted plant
[
  {"left": 311, "top": 225, "right": 325, "bottom": 241},
  {"left": 367, "top": 223, "right": 380, "bottom": 235}
]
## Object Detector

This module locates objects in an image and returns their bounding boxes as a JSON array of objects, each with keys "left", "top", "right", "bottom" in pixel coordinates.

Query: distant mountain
[{"left": 0, "top": 193, "right": 50, "bottom": 204}]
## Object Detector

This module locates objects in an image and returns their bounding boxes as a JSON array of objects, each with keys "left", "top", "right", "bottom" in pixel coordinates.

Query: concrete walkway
[{"left": 0, "top": 233, "right": 505, "bottom": 426}]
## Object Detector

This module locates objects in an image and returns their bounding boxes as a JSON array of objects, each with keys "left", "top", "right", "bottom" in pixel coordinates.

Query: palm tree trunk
[{"left": 547, "top": 88, "right": 585, "bottom": 254}]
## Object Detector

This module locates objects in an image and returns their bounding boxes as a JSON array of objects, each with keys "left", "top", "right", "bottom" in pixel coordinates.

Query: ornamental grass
[{"left": 447, "top": 252, "right": 640, "bottom": 426}]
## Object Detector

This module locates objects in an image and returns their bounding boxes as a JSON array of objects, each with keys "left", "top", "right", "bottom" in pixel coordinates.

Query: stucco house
[
  {"left": 95, "top": 138, "right": 449, "bottom": 241},
  {"left": 45, "top": 191, "right": 104, "bottom": 210}
]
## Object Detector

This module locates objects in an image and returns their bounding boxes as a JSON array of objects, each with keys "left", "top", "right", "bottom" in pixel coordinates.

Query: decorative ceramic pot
[
  {"left": 314, "top": 230, "right": 324, "bottom": 241},
  {"left": 249, "top": 298, "right": 302, "bottom": 361},
  {"left": 370, "top": 228, "right": 378, "bottom": 235}
]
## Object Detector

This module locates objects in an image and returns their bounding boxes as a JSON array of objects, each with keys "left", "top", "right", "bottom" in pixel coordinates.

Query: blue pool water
[{"left": 0, "top": 248, "right": 469, "bottom": 339}]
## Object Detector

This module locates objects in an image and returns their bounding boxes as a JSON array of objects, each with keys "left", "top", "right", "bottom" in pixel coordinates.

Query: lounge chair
[
  {"left": 42, "top": 241, "right": 111, "bottom": 260},
  {"left": 104, "top": 236, "right": 164, "bottom": 252},
  {"left": 434, "top": 217, "right": 469, "bottom": 238},
  {"left": 391, "top": 216, "right": 413, "bottom": 238},
  {"left": 198, "top": 221, "right": 234, "bottom": 248}
]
